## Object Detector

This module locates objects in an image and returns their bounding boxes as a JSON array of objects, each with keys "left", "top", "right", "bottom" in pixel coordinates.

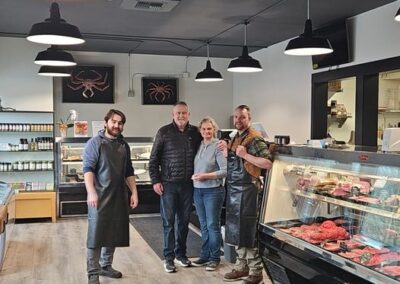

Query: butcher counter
[{"left": 258, "top": 145, "right": 400, "bottom": 284}]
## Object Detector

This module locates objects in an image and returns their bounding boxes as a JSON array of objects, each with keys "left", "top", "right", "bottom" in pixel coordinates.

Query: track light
[
  {"left": 27, "top": 2, "right": 85, "bottom": 45},
  {"left": 284, "top": 0, "right": 333, "bottom": 56},
  {"left": 195, "top": 44, "right": 223, "bottom": 82},
  {"left": 34, "top": 45, "right": 76, "bottom": 66},
  {"left": 227, "top": 23, "right": 262, "bottom": 73},
  {"left": 38, "top": 66, "right": 72, "bottom": 77}
]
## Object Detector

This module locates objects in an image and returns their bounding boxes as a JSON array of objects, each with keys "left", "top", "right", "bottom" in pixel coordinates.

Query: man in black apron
[
  {"left": 83, "top": 109, "right": 139, "bottom": 284},
  {"left": 218, "top": 105, "right": 272, "bottom": 284}
]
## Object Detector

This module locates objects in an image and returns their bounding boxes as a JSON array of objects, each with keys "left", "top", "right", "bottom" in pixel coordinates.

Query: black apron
[
  {"left": 87, "top": 138, "right": 130, "bottom": 248},
  {"left": 225, "top": 150, "right": 259, "bottom": 247}
]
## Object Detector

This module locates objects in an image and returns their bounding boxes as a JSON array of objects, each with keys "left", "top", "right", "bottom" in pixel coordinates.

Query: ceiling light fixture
[
  {"left": 284, "top": 0, "right": 333, "bottom": 56},
  {"left": 38, "top": 66, "right": 72, "bottom": 77},
  {"left": 34, "top": 45, "right": 76, "bottom": 66},
  {"left": 227, "top": 22, "right": 262, "bottom": 73},
  {"left": 395, "top": 6, "right": 400, "bottom": 21},
  {"left": 27, "top": 2, "right": 85, "bottom": 45},
  {"left": 195, "top": 44, "right": 223, "bottom": 82}
]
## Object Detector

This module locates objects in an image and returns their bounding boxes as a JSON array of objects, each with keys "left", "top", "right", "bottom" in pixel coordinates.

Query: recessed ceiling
[{"left": 0, "top": 0, "right": 396, "bottom": 58}]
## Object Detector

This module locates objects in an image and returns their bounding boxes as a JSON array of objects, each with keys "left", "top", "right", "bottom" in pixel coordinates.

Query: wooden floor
[{"left": 0, "top": 217, "right": 272, "bottom": 284}]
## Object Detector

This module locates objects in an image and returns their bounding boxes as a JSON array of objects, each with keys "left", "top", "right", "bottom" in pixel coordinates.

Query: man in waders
[
  {"left": 218, "top": 105, "right": 272, "bottom": 284},
  {"left": 84, "top": 109, "right": 139, "bottom": 284}
]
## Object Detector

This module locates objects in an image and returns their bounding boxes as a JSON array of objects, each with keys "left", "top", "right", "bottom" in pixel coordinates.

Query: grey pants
[
  {"left": 87, "top": 247, "right": 115, "bottom": 276},
  {"left": 234, "top": 246, "right": 263, "bottom": 276}
]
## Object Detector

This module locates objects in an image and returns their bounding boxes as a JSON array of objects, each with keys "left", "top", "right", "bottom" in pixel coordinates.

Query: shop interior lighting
[
  {"left": 227, "top": 23, "right": 263, "bottom": 73},
  {"left": 38, "top": 66, "right": 72, "bottom": 77},
  {"left": 195, "top": 44, "right": 223, "bottom": 82},
  {"left": 27, "top": 2, "right": 85, "bottom": 45},
  {"left": 395, "top": 6, "right": 400, "bottom": 21},
  {"left": 34, "top": 45, "right": 76, "bottom": 66},
  {"left": 284, "top": 0, "right": 333, "bottom": 56}
]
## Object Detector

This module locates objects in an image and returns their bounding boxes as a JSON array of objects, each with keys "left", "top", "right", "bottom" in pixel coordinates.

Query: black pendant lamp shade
[
  {"left": 227, "top": 46, "right": 262, "bottom": 73},
  {"left": 38, "top": 66, "right": 72, "bottom": 77},
  {"left": 284, "top": 19, "right": 333, "bottom": 56},
  {"left": 27, "top": 2, "right": 85, "bottom": 45},
  {"left": 227, "top": 23, "right": 262, "bottom": 73},
  {"left": 195, "top": 60, "right": 223, "bottom": 82},
  {"left": 395, "top": 7, "right": 400, "bottom": 21},
  {"left": 34, "top": 45, "right": 76, "bottom": 66}
]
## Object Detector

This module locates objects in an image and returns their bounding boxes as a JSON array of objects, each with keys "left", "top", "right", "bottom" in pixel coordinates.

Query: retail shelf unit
[
  {"left": 0, "top": 111, "right": 56, "bottom": 222},
  {"left": 259, "top": 145, "right": 400, "bottom": 284},
  {"left": 56, "top": 137, "right": 158, "bottom": 217}
]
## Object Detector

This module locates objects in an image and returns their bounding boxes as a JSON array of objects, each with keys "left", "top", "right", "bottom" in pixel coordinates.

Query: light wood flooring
[{"left": 0, "top": 217, "right": 272, "bottom": 284}]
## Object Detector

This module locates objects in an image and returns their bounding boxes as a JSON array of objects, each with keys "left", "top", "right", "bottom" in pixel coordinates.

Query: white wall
[
  {"left": 234, "top": 1, "right": 400, "bottom": 144},
  {"left": 54, "top": 52, "right": 233, "bottom": 137},
  {"left": 233, "top": 42, "right": 313, "bottom": 144},
  {"left": 0, "top": 37, "right": 53, "bottom": 111}
]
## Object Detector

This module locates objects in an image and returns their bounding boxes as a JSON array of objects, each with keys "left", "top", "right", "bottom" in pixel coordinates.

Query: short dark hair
[
  {"left": 235, "top": 104, "right": 251, "bottom": 119},
  {"left": 104, "top": 109, "right": 126, "bottom": 124}
]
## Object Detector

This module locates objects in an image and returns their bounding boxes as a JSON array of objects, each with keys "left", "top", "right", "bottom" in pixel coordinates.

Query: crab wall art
[
  {"left": 62, "top": 66, "right": 114, "bottom": 103},
  {"left": 142, "top": 77, "right": 178, "bottom": 105}
]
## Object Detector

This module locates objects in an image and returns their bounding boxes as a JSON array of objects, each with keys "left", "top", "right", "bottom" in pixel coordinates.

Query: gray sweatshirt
[{"left": 193, "top": 138, "right": 227, "bottom": 188}]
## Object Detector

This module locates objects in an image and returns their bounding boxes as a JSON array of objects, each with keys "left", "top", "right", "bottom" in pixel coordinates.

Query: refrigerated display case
[
  {"left": 259, "top": 145, "right": 400, "bottom": 284},
  {"left": 56, "top": 137, "right": 158, "bottom": 217}
]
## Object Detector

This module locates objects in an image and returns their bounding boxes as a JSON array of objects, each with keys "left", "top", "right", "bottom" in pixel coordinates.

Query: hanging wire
[
  {"left": 307, "top": 0, "right": 310, "bottom": 20},
  {"left": 244, "top": 22, "right": 248, "bottom": 46}
]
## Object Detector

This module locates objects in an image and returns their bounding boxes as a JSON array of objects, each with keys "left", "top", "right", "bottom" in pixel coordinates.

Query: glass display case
[
  {"left": 259, "top": 145, "right": 400, "bottom": 284},
  {"left": 56, "top": 137, "right": 157, "bottom": 217}
]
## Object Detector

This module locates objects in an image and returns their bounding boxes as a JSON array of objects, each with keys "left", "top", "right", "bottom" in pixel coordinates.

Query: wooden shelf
[{"left": 15, "top": 191, "right": 56, "bottom": 222}]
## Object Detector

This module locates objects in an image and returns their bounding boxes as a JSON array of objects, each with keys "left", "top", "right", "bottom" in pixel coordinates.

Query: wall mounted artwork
[
  {"left": 142, "top": 77, "right": 178, "bottom": 105},
  {"left": 62, "top": 65, "right": 114, "bottom": 103}
]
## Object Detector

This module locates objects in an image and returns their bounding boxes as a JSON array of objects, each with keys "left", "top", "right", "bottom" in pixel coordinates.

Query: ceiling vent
[{"left": 121, "top": 0, "right": 180, "bottom": 12}]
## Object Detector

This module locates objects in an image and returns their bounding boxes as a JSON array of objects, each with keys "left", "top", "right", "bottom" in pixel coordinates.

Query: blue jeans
[
  {"left": 160, "top": 181, "right": 194, "bottom": 261},
  {"left": 194, "top": 186, "right": 225, "bottom": 262}
]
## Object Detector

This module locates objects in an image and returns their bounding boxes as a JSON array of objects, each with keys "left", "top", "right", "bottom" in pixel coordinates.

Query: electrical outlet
[{"left": 182, "top": 72, "right": 190, "bottom": 78}]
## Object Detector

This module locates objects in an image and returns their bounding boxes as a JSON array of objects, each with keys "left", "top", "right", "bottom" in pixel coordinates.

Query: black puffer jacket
[{"left": 149, "top": 121, "right": 201, "bottom": 184}]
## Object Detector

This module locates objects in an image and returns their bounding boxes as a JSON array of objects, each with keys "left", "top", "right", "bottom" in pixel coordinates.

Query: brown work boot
[
  {"left": 241, "top": 275, "right": 263, "bottom": 284},
  {"left": 223, "top": 269, "right": 249, "bottom": 282}
]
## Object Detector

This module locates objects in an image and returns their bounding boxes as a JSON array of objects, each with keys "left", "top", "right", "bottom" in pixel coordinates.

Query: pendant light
[
  {"left": 34, "top": 45, "right": 76, "bottom": 66},
  {"left": 227, "top": 23, "right": 262, "bottom": 73},
  {"left": 27, "top": 2, "right": 85, "bottom": 45},
  {"left": 195, "top": 44, "right": 223, "bottom": 82},
  {"left": 38, "top": 66, "right": 72, "bottom": 77},
  {"left": 395, "top": 6, "right": 400, "bottom": 21},
  {"left": 284, "top": 0, "right": 333, "bottom": 56}
]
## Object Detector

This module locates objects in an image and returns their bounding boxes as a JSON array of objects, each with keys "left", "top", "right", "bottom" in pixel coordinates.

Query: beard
[{"left": 106, "top": 125, "right": 121, "bottom": 137}]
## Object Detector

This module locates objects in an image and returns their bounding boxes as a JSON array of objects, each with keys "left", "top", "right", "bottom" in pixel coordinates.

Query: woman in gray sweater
[{"left": 191, "top": 117, "right": 227, "bottom": 271}]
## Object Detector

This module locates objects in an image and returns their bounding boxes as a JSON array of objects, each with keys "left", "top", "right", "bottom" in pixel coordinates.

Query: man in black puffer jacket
[{"left": 149, "top": 101, "right": 202, "bottom": 273}]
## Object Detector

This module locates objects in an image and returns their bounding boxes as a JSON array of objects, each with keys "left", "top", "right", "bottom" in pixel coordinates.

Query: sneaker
[
  {"left": 191, "top": 258, "right": 209, "bottom": 267},
  {"left": 241, "top": 275, "right": 263, "bottom": 284},
  {"left": 100, "top": 265, "right": 122, "bottom": 278},
  {"left": 88, "top": 274, "right": 100, "bottom": 284},
  {"left": 205, "top": 261, "right": 219, "bottom": 271},
  {"left": 176, "top": 256, "right": 191, "bottom": 267},
  {"left": 223, "top": 269, "right": 249, "bottom": 282},
  {"left": 164, "top": 259, "right": 176, "bottom": 273}
]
